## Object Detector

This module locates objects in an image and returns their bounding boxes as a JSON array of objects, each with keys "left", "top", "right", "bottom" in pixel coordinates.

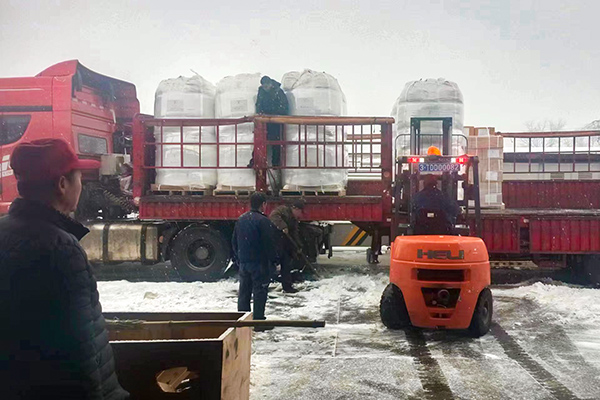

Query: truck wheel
[
  {"left": 380, "top": 283, "right": 410, "bottom": 329},
  {"left": 468, "top": 287, "right": 493, "bottom": 337},
  {"left": 170, "top": 226, "right": 230, "bottom": 282}
]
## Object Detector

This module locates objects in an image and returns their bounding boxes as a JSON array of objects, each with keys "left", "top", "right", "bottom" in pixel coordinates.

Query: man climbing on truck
[{"left": 256, "top": 75, "right": 289, "bottom": 167}]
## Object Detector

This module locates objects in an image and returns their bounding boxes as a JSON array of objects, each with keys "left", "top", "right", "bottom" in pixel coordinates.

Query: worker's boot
[{"left": 282, "top": 284, "right": 298, "bottom": 294}]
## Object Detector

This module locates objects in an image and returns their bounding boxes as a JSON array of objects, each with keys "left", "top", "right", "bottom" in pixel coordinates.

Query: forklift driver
[{"left": 412, "top": 174, "right": 461, "bottom": 235}]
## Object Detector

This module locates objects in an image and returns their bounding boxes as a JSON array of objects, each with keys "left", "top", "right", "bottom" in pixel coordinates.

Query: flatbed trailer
[{"left": 121, "top": 114, "right": 600, "bottom": 283}]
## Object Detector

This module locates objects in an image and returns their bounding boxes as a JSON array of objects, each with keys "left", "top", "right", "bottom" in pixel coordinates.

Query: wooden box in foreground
[{"left": 104, "top": 311, "right": 252, "bottom": 400}]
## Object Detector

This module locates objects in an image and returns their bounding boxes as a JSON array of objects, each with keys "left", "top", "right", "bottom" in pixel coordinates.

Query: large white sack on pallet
[
  {"left": 285, "top": 125, "right": 343, "bottom": 142},
  {"left": 391, "top": 78, "right": 465, "bottom": 157},
  {"left": 281, "top": 70, "right": 348, "bottom": 190},
  {"left": 155, "top": 75, "right": 216, "bottom": 118},
  {"left": 214, "top": 73, "right": 260, "bottom": 188},
  {"left": 216, "top": 124, "right": 255, "bottom": 188},
  {"left": 154, "top": 127, "right": 217, "bottom": 187},
  {"left": 215, "top": 73, "right": 261, "bottom": 118},
  {"left": 282, "top": 70, "right": 347, "bottom": 116},
  {"left": 154, "top": 75, "right": 217, "bottom": 187},
  {"left": 283, "top": 145, "right": 347, "bottom": 189}
]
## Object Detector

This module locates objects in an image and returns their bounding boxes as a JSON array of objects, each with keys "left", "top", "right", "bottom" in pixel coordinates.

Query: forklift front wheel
[
  {"left": 380, "top": 283, "right": 411, "bottom": 329},
  {"left": 468, "top": 287, "right": 493, "bottom": 337}
]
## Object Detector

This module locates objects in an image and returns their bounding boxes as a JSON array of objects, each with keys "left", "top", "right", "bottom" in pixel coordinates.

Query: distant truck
[{"left": 0, "top": 60, "right": 139, "bottom": 217}]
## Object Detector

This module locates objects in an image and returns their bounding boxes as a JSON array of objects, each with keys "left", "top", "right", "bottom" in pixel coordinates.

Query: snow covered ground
[{"left": 98, "top": 260, "right": 600, "bottom": 399}]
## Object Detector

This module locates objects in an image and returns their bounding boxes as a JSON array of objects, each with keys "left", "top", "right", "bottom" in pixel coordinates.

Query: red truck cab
[{"left": 0, "top": 60, "right": 139, "bottom": 214}]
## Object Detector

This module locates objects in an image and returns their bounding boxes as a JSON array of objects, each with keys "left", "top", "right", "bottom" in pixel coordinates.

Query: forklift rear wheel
[
  {"left": 468, "top": 287, "right": 493, "bottom": 337},
  {"left": 170, "top": 226, "right": 230, "bottom": 282},
  {"left": 380, "top": 283, "right": 411, "bottom": 329}
]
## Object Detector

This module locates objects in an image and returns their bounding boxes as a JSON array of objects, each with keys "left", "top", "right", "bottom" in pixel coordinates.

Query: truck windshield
[{"left": 0, "top": 115, "right": 31, "bottom": 145}]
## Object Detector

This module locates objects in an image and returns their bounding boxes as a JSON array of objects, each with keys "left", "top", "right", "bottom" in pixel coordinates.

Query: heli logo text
[{"left": 417, "top": 249, "right": 465, "bottom": 260}]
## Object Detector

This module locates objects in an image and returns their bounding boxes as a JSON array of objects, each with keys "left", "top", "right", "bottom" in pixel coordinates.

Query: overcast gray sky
[{"left": 1, "top": 0, "right": 599, "bottom": 131}]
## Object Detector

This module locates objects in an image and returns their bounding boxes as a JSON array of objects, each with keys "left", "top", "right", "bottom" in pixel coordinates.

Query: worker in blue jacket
[{"left": 232, "top": 192, "right": 279, "bottom": 327}]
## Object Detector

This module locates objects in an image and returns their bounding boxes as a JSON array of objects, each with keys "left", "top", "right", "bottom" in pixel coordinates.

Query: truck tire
[
  {"left": 380, "top": 283, "right": 410, "bottom": 329},
  {"left": 170, "top": 225, "right": 231, "bottom": 282},
  {"left": 468, "top": 287, "right": 493, "bottom": 337}
]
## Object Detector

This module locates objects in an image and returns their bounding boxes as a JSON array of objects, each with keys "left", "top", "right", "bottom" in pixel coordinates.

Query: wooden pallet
[
  {"left": 280, "top": 189, "right": 346, "bottom": 197},
  {"left": 213, "top": 187, "right": 256, "bottom": 197},
  {"left": 150, "top": 184, "right": 213, "bottom": 196}
]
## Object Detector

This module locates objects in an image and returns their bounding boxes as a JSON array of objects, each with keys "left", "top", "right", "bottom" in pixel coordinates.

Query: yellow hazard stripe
[
  {"left": 343, "top": 226, "right": 361, "bottom": 246},
  {"left": 342, "top": 226, "right": 369, "bottom": 246},
  {"left": 350, "top": 230, "right": 369, "bottom": 246}
]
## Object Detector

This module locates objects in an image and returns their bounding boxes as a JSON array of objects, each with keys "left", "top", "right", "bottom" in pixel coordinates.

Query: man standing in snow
[
  {"left": 0, "top": 139, "right": 129, "bottom": 399},
  {"left": 270, "top": 200, "right": 305, "bottom": 293},
  {"left": 256, "top": 75, "right": 289, "bottom": 167},
  {"left": 233, "top": 192, "right": 278, "bottom": 327}
]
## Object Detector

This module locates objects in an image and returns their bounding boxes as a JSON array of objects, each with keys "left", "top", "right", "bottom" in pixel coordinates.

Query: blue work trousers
[{"left": 238, "top": 262, "right": 270, "bottom": 320}]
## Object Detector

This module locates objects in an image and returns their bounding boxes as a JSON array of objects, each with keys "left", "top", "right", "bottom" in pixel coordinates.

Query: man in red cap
[{"left": 0, "top": 139, "right": 129, "bottom": 399}]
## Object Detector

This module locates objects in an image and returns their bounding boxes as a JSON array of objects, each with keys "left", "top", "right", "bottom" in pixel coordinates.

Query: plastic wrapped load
[
  {"left": 154, "top": 75, "right": 217, "bottom": 188},
  {"left": 282, "top": 70, "right": 347, "bottom": 116},
  {"left": 282, "top": 70, "right": 348, "bottom": 190},
  {"left": 465, "top": 128, "right": 504, "bottom": 208},
  {"left": 154, "top": 127, "right": 217, "bottom": 188},
  {"left": 155, "top": 75, "right": 216, "bottom": 119},
  {"left": 391, "top": 78, "right": 464, "bottom": 157},
  {"left": 216, "top": 124, "right": 255, "bottom": 188},
  {"left": 215, "top": 73, "right": 261, "bottom": 189}
]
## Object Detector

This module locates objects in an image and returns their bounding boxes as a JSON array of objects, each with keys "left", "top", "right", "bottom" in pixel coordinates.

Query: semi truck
[{"left": 2, "top": 60, "right": 599, "bottom": 285}]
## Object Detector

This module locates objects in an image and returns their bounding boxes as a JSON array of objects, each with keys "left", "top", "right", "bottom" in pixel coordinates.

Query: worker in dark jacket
[
  {"left": 412, "top": 174, "right": 461, "bottom": 235},
  {"left": 233, "top": 192, "right": 278, "bottom": 325},
  {"left": 256, "top": 76, "right": 289, "bottom": 167},
  {"left": 270, "top": 200, "right": 305, "bottom": 293},
  {"left": 0, "top": 139, "right": 129, "bottom": 400}
]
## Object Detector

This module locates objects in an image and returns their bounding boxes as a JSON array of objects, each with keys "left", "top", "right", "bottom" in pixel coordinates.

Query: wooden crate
[
  {"left": 105, "top": 311, "right": 252, "bottom": 400},
  {"left": 150, "top": 184, "right": 213, "bottom": 196}
]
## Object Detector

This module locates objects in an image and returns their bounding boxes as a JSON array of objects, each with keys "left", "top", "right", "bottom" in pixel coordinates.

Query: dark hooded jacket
[
  {"left": 256, "top": 79, "right": 290, "bottom": 115},
  {"left": 0, "top": 198, "right": 128, "bottom": 400}
]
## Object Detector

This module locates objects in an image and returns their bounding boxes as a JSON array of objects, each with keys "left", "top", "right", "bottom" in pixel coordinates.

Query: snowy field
[{"left": 98, "top": 256, "right": 600, "bottom": 399}]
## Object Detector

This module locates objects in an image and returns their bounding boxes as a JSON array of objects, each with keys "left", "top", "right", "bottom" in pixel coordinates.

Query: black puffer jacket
[{"left": 0, "top": 199, "right": 128, "bottom": 400}]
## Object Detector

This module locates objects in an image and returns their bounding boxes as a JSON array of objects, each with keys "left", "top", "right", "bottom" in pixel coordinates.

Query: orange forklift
[{"left": 380, "top": 117, "right": 493, "bottom": 337}]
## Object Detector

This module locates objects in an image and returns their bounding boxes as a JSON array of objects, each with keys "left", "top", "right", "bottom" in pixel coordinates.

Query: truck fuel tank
[{"left": 81, "top": 222, "right": 159, "bottom": 263}]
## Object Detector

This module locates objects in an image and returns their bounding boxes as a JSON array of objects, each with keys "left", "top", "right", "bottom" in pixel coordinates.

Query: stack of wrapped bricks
[{"left": 465, "top": 127, "right": 504, "bottom": 208}]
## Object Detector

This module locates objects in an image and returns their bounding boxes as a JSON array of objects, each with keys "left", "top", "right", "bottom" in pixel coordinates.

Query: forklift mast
[{"left": 392, "top": 117, "right": 482, "bottom": 239}]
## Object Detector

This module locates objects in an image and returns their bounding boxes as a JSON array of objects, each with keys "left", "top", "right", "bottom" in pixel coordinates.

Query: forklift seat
[{"left": 414, "top": 209, "right": 455, "bottom": 236}]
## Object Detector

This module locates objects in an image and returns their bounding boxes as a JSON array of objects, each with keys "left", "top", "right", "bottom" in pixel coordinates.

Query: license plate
[{"left": 418, "top": 163, "right": 460, "bottom": 172}]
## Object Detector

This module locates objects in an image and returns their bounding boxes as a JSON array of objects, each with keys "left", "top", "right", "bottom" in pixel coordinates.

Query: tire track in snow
[
  {"left": 405, "top": 328, "right": 455, "bottom": 400},
  {"left": 491, "top": 323, "right": 581, "bottom": 400}
]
